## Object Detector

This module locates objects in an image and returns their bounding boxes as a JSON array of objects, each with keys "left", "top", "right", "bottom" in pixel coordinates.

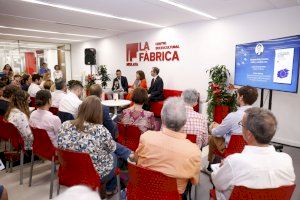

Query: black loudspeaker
[{"left": 85, "top": 48, "right": 96, "bottom": 65}]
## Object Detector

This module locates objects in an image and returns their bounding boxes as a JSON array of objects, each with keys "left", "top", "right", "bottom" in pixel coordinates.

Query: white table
[{"left": 101, "top": 99, "right": 131, "bottom": 120}]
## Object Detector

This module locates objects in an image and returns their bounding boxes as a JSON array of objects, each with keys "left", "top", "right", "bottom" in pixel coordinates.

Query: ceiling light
[
  {"left": 0, "top": 33, "right": 80, "bottom": 42},
  {"left": 159, "top": 0, "right": 217, "bottom": 19},
  {"left": 20, "top": 0, "right": 165, "bottom": 28},
  {"left": 0, "top": 25, "right": 102, "bottom": 38}
]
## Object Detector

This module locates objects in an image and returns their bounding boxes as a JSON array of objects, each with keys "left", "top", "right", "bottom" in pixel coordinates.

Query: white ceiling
[{"left": 0, "top": 0, "right": 299, "bottom": 44}]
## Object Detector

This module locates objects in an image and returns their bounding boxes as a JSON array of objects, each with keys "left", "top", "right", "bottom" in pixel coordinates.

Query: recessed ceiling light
[
  {"left": 0, "top": 33, "right": 80, "bottom": 42},
  {"left": 20, "top": 0, "right": 165, "bottom": 28},
  {"left": 0, "top": 25, "right": 102, "bottom": 38},
  {"left": 159, "top": 0, "right": 217, "bottom": 19}
]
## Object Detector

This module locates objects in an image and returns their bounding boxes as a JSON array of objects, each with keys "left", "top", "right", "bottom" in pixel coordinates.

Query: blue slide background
[{"left": 234, "top": 35, "right": 300, "bottom": 93}]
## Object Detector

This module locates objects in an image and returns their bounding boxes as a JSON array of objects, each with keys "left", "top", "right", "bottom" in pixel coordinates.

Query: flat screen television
[{"left": 234, "top": 35, "right": 300, "bottom": 93}]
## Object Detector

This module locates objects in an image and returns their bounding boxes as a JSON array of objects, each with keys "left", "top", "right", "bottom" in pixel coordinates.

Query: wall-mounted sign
[{"left": 126, "top": 41, "right": 180, "bottom": 66}]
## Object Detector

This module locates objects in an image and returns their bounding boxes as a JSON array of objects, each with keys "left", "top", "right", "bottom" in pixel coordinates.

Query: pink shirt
[{"left": 30, "top": 109, "right": 62, "bottom": 147}]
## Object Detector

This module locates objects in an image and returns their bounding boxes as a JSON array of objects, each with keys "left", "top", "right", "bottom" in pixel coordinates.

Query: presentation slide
[{"left": 234, "top": 35, "right": 300, "bottom": 93}]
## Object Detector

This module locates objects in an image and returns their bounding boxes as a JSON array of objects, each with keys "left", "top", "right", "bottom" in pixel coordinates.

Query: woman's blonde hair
[
  {"left": 5, "top": 90, "right": 30, "bottom": 119},
  {"left": 71, "top": 96, "right": 103, "bottom": 131}
]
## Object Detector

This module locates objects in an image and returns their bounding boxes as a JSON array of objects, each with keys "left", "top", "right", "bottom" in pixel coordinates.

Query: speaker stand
[{"left": 90, "top": 65, "right": 92, "bottom": 76}]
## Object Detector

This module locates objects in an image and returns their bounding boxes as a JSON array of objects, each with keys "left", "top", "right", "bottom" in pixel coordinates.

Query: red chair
[
  {"left": 210, "top": 184, "right": 296, "bottom": 200},
  {"left": 30, "top": 97, "right": 36, "bottom": 107},
  {"left": 56, "top": 149, "right": 101, "bottom": 194},
  {"left": 0, "top": 118, "right": 25, "bottom": 184},
  {"left": 214, "top": 135, "right": 247, "bottom": 158},
  {"left": 29, "top": 127, "right": 57, "bottom": 199},
  {"left": 117, "top": 123, "right": 142, "bottom": 151},
  {"left": 186, "top": 134, "right": 197, "bottom": 144},
  {"left": 127, "top": 162, "right": 181, "bottom": 200},
  {"left": 49, "top": 107, "right": 59, "bottom": 115}
]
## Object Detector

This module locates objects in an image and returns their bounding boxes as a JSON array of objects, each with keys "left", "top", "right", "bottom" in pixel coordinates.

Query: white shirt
[
  {"left": 212, "top": 105, "right": 252, "bottom": 145},
  {"left": 53, "top": 70, "right": 63, "bottom": 80},
  {"left": 212, "top": 145, "right": 295, "bottom": 200},
  {"left": 28, "top": 83, "right": 41, "bottom": 97},
  {"left": 51, "top": 90, "right": 67, "bottom": 108},
  {"left": 59, "top": 92, "right": 82, "bottom": 117}
]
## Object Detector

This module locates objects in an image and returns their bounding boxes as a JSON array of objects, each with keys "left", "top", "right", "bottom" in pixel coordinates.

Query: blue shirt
[
  {"left": 212, "top": 105, "right": 252, "bottom": 146},
  {"left": 39, "top": 67, "right": 50, "bottom": 75}
]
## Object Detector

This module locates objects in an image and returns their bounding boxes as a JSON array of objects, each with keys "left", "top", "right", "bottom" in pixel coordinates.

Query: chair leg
[
  {"left": 49, "top": 157, "right": 55, "bottom": 199},
  {"left": 20, "top": 150, "right": 24, "bottom": 185},
  {"left": 116, "top": 174, "right": 121, "bottom": 200},
  {"left": 9, "top": 160, "right": 12, "bottom": 173},
  {"left": 5, "top": 161, "right": 9, "bottom": 173},
  {"left": 29, "top": 152, "right": 34, "bottom": 186},
  {"left": 57, "top": 184, "right": 60, "bottom": 195}
]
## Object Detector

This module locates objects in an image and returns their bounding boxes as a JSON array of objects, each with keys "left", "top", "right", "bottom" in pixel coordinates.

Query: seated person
[
  {"left": 0, "top": 82, "right": 5, "bottom": 98},
  {"left": 59, "top": 80, "right": 83, "bottom": 118},
  {"left": 11, "top": 74, "right": 22, "bottom": 88},
  {"left": 206, "top": 86, "right": 258, "bottom": 172},
  {"left": 51, "top": 79, "right": 67, "bottom": 108},
  {"left": 126, "top": 70, "right": 147, "bottom": 100},
  {"left": 212, "top": 107, "right": 295, "bottom": 199},
  {"left": 2, "top": 64, "right": 13, "bottom": 81},
  {"left": 89, "top": 84, "right": 118, "bottom": 139},
  {"left": 148, "top": 67, "right": 164, "bottom": 102},
  {"left": 4, "top": 90, "right": 33, "bottom": 150},
  {"left": 28, "top": 74, "right": 42, "bottom": 97},
  {"left": 0, "top": 184, "right": 8, "bottom": 200},
  {"left": 58, "top": 96, "right": 133, "bottom": 194},
  {"left": 135, "top": 97, "right": 201, "bottom": 195},
  {"left": 0, "top": 85, "right": 19, "bottom": 116},
  {"left": 107, "top": 69, "right": 128, "bottom": 100},
  {"left": 40, "top": 72, "right": 51, "bottom": 89},
  {"left": 30, "top": 90, "right": 62, "bottom": 147},
  {"left": 20, "top": 74, "right": 31, "bottom": 92},
  {"left": 43, "top": 80, "right": 54, "bottom": 92},
  {"left": 181, "top": 89, "right": 208, "bottom": 149},
  {"left": 120, "top": 87, "right": 158, "bottom": 133}
]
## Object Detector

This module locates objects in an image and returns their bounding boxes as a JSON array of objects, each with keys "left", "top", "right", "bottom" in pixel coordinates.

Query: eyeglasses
[{"left": 238, "top": 121, "right": 245, "bottom": 127}]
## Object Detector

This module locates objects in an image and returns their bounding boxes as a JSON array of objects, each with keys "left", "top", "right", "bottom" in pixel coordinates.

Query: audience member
[
  {"left": 121, "top": 87, "right": 158, "bottom": 133},
  {"left": 181, "top": 89, "right": 208, "bottom": 149},
  {"left": 0, "top": 184, "right": 8, "bottom": 200},
  {"left": 89, "top": 84, "right": 118, "bottom": 139},
  {"left": 126, "top": 70, "right": 147, "bottom": 100},
  {"left": 30, "top": 90, "right": 61, "bottom": 147},
  {"left": 11, "top": 74, "right": 22, "bottom": 88},
  {"left": 59, "top": 80, "right": 83, "bottom": 117},
  {"left": 28, "top": 74, "right": 42, "bottom": 97},
  {"left": 2, "top": 64, "right": 13, "bottom": 80},
  {"left": 43, "top": 80, "right": 54, "bottom": 91},
  {"left": 53, "top": 65, "right": 63, "bottom": 80},
  {"left": 135, "top": 97, "right": 201, "bottom": 195},
  {"left": 0, "top": 85, "right": 19, "bottom": 116},
  {"left": 0, "top": 76, "right": 10, "bottom": 86},
  {"left": 0, "top": 82, "right": 5, "bottom": 97},
  {"left": 4, "top": 90, "right": 33, "bottom": 150},
  {"left": 148, "top": 67, "right": 164, "bottom": 102},
  {"left": 58, "top": 96, "right": 132, "bottom": 195},
  {"left": 39, "top": 62, "right": 50, "bottom": 75},
  {"left": 40, "top": 73, "right": 51, "bottom": 89},
  {"left": 21, "top": 74, "right": 32, "bottom": 91},
  {"left": 53, "top": 185, "right": 100, "bottom": 200},
  {"left": 206, "top": 86, "right": 258, "bottom": 172},
  {"left": 51, "top": 79, "right": 67, "bottom": 108},
  {"left": 107, "top": 69, "right": 128, "bottom": 99},
  {"left": 212, "top": 107, "right": 295, "bottom": 199}
]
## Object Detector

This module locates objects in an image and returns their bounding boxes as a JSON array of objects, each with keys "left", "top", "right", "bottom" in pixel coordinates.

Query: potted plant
[
  {"left": 206, "top": 65, "right": 237, "bottom": 123},
  {"left": 85, "top": 74, "right": 96, "bottom": 96},
  {"left": 96, "top": 65, "right": 111, "bottom": 89}
]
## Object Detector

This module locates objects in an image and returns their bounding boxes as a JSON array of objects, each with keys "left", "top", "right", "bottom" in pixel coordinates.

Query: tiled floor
[{"left": 0, "top": 145, "right": 299, "bottom": 200}]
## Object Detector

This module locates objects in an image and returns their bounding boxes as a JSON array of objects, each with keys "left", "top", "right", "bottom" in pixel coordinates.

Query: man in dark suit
[
  {"left": 89, "top": 84, "right": 118, "bottom": 139},
  {"left": 148, "top": 67, "right": 164, "bottom": 101},
  {"left": 108, "top": 69, "right": 128, "bottom": 99}
]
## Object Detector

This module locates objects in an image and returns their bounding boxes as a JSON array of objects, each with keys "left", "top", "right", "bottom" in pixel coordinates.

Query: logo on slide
[
  {"left": 126, "top": 43, "right": 139, "bottom": 62},
  {"left": 277, "top": 68, "right": 289, "bottom": 78},
  {"left": 255, "top": 43, "right": 264, "bottom": 55}
]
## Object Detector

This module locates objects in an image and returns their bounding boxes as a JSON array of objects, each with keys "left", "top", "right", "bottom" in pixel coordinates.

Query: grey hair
[
  {"left": 244, "top": 107, "right": 277, "bottom": 144},
  {"left": 161, "top": 97, "right": 187, "bottom": 132},
  {"left": 182, "top": 89, "right": 199, "bottom": 106}
]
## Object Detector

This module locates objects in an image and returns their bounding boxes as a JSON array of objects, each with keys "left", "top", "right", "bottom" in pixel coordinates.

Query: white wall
[
  {"left": 71, "top": 6, "right": 300, "bottom": 147},
  {"left": 45, "top": 49, "right": 58, "bottom": 80}
]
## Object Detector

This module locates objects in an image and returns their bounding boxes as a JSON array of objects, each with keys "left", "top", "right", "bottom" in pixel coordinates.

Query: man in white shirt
[
  {"left": 59, "top": 80, "right": 83, "bottom": 117},
  {"left": 28, "top": 74, "right": 42, "bottom": 97},
  {"left": 52, "top": 79, "right": 67, "bottom": 108},
  {"left": 206, "top": 86, "right": 258, "bottom": 172},
  {"left": 212, "top": 107, "right": 295, "bottom": 200}
]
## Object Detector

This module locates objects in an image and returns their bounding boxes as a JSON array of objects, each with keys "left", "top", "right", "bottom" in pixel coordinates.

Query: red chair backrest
[
  {"left": 186, "top": 134, "right": 197, "bottom": 143},
  {"left": 0, "top": 116, "right": 10, "bottom": 141},
  {"left": 229, "top": 185, "right": 296, "bottom": 200},
  {"left": 0, "top": 117, "right": 24, "bottom": 150},
  {"left": 127, "top": 162, "right": 181, "bottom": 200},
  {"left": 31, "top": 127, "right": 56, "bottom": 161},
  {"left": 30, "top": 97, "right": 36, "bottom": 107},
  {"left": 225, "top": 135, "right": 247, "bottom": 157},
  {"left": 163, "top": 89, "right": 182, "bottom": 99},
  {"left": 57, "top": 149, "right": 101, "bottom": 190},
  {"left": 117, "top": 123, "right": 142, "bottom": 151},
  {"left": 49, "top": 107, "right": 59, "bottom": 115}
]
